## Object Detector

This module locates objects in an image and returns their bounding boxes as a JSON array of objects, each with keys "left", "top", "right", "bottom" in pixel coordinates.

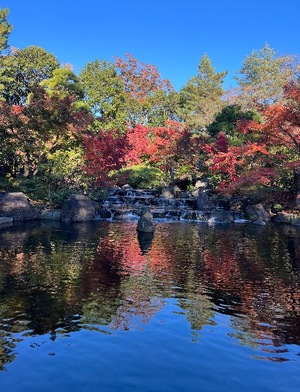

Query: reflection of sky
[{"left": 1, "top": 302, "right": 300, "bottom": 392}]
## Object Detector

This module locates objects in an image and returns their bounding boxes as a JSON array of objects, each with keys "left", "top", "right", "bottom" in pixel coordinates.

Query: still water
[{"left": 0, "top": 220, "right": 299, "bottom": 392}]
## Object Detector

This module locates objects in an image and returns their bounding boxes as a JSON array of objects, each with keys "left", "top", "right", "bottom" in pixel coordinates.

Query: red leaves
[
  {"left": 207, "top": 83, "right": 300, "bottom": 194},
  {"left": 125, "top": 124, "right": 151, "bottom": 165},
  {"left": 83, "top": 131, "right": 127, "bottom": 186},
  {"left": 82, "top": 120, "right": 199, "bottom": 185}
]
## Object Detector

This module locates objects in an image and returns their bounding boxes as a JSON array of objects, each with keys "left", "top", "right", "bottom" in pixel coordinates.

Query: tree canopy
[
  {"left": 1, "top": 5, "right": 300, "bottom": 204},
  {"left": 179, "top": 54, "right": 228, "bottom": 131}
]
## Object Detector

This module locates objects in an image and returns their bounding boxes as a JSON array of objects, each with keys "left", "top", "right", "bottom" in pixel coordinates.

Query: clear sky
[{"left": 1, "top": 0, "right": 299, "bottom": 90}]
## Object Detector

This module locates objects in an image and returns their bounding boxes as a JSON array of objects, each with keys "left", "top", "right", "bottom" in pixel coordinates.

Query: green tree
[
  {"left": 179, "top": 54, "right": 228, "bottom": 131},
  {"left": 207, "top": 104, "right": 261, "bottom": 145},
  {"left": 0, "top": 45, "right": 59, "bottom": 105},
  {"left": 0, "top": 86, "right": 92, "bottom": 178},
  {"left": 234, "top": 43, "right": 300, "bottom": 109},
  {"left": 79, "top": 59, "right": 127, "bottom": 132},
  {"left": 40, "top": 67, "right": 84, "bottom": 100},
  {"left": 0, "top": 8, "right": 12, "bottom": 52}
]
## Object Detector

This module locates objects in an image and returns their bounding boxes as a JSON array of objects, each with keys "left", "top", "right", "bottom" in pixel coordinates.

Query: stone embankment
[{"left": 0, "top": 184, "right": 300, "bottom": 227}]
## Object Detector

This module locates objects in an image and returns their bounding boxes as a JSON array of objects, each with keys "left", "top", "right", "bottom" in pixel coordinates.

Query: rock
[
  {"left": 61, "top": 194, "right": 96, "bottom": 223},
  {"left": 39, "top": 209, "right": 61, "bottom": 221},
  {"left": 197, "top": 190, "right": 218, "bottom": 211},
  {"left": 137, "top": 207, "right": 155, "bottom": 232},
  {"left": 273, "top": 212, "right": 300, "bottom": 226},
  {"left": 0, "top": 192, "right": 38, "bottom": 221},
  {"left": 208, "top": 209, "right": 234, "bottom": 224},
  {"left": 246, "top": 203, "right": 270, "bottom": 224},
  {"left": 160, "top": 187, "right": 175, "bottom": 199},
  {"left": 121, "top": 184, "right": 133, "bottom": 190}
]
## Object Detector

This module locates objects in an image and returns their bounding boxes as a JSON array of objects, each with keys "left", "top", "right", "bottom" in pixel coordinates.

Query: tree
[
  {"left": 40, "top": 67, "right": 84, "bottom": 100},
  {"left": 115, "top": 53, "right": 175, "bottom": 127},
  {"left": 0, "top": 8, "right": 12, "bottom": 52},
  {"left": 79, "top": 59, "right": 127, "bottom": 132},
  {"left": 83, "top": 130, "right": 127, "bottom": 186},
  {"left": 206, "top": 83, "right": 300, "bottom": 194},
  {"left": 0, "top": 45, "right": 59, "bottom": 105},
  {"left": 206, "top": 104, "right": 261, "bottom": 145},
  {"left": 147, "top": 121, "right": 201, "bottom": 180},
  {"left": 115, "top": 52, "right": 172, "bottom": 100},
  {"left": 233, "top": 43, "right": 300, "bottom": 110},
  {"left": 0, "top": 86, "right": 92, "bottom": 178},
  {"left": 179, "top": 54, "right": 228, "bottom": 131},
  {"left": 125, "top": 124, "right": 151, "bottom": 165}
]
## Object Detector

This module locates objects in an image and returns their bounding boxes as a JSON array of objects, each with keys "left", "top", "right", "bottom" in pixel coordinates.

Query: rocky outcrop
[
  {"left": 137, "top": 207, "right": 155, "bottom": 232},
  {"left": 61, "top": 194, "right": 96, "bottom": 223},
  {"left": 0, "top": 192, "right": 38, "bottom": 221}
]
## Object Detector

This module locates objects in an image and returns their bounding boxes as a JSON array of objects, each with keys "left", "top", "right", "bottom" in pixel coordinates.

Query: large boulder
[
  {"left": 137, "top": 207, "right": 155, "bottom": 233},
  {"left": 208, "top": 209, "right": 234, "bottom": 224},
  {"left": 61, "top": 194, "right": 96, "bottom": 223},
  {"left": 245, "top": 203, "right": 270, "bottom": 224},
  {"left": 197, "top": 190, "right": 218, "bottom": 212},
  {"left": 0, "top": 192, "right": 38, "bottom": 221}
]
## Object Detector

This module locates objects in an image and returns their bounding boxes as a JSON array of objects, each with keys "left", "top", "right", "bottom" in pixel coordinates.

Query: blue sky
[{"left": 1, "top": 0, "right": 299, "bottom": 90}]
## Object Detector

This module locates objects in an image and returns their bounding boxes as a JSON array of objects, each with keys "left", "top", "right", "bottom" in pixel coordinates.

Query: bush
[{"left": 115, "top": 165, "right": 165, "bottom": 189}]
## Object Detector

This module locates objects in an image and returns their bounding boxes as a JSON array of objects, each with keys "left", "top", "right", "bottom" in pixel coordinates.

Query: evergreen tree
[
  {"left": 0, "top": 8, "right": 12, "bottom": 52},
  {"left": 234, "top": 43, "right": 299, "bottom": 109},
  {"left": 179, "top": 54, "right": 228, "bottom": 131}
]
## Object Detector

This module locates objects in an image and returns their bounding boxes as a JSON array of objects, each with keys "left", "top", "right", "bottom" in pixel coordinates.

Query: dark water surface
[{"left": 0, "top": 220, "right": 299, "bottom": 392}]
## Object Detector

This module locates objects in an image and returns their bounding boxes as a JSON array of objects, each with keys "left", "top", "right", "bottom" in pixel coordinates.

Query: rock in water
[
  {"left": 137, "top": 207, "right": 155, "bottom": 233},
  {"left": 0, "top": 192, "right": 38, "bottom": 221},
  {"left": 61, "top": 194, "right": 96, "bottom": 223}
]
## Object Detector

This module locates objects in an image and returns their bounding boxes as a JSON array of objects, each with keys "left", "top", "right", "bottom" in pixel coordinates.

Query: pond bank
[{"left": 1, "top": 186, "right": 300, "bottom": 227}]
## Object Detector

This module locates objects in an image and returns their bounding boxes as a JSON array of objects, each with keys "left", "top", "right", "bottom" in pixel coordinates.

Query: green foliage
[
  {"left": 42, "top": 147, "right": 89, "bottom": 189},
  {"left": 179, "top": 54, "right": 228, "bottom": 130},
  {"left": 0, "top": 45, "right": 60, "bottom": 104},
  {"left": 234, "top": 43, "right": 299, "bottom": 109},
  {"left": 116, "top": 165, "right": 165, "bottom": 189},
  {"left": 79, "top": 59, "right": 127, "bottom": 132},
  {"left": 0, "top": 8, "right": 12, "bottom": 52},
  {"left": 207, "top": 104, "right": 261, "bottom": 145},
  {"left": 40, "top": 67, "right": 84, "bottom": 100}
]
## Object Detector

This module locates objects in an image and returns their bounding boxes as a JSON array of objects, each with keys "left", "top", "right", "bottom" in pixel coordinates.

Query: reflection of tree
[
  {"left": 81, "top": 226, "right": 168, "bottom": 331},
  {"left": 0, "top": 220, "right": 300, "bottom": 368},
  {"left": 194, "top": 224, "right": 300, "bottom": 350}
]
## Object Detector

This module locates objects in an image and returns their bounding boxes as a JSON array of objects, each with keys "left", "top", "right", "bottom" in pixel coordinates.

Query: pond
[{"left": 0, "top": 220, "right": 299, "bottom": 392}]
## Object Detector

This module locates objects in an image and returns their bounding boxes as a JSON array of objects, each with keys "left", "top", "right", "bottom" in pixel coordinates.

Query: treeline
[{"left": 0, "top": 8, "right": 300, "bottom": 205}]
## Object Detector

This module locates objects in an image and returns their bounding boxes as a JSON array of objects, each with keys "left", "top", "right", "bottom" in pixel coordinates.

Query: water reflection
[{"left": 0, "top": 221, "right": 299, "bottom": 370}]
